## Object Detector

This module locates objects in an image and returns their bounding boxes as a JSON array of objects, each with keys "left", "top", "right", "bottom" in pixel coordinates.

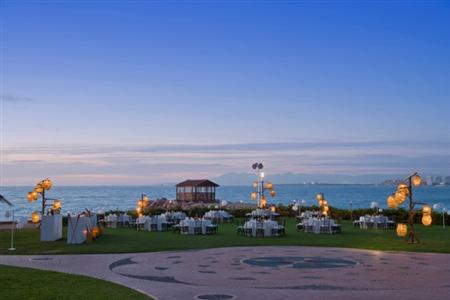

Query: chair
[
  {"left": 296, "top": 223, "right": 304, "bottom": 231},
  {"left": 256, "top": 223, "right": 264, "bottom": 237},
  {"left": 320, "top": 219, "right": 332, "bottom": 234}
]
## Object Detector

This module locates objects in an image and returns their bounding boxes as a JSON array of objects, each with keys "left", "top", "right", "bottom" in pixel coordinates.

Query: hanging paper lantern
[
  {"left": 260, "top": 196, "right": 267, "bottom": 208},
  {"left": 397, "top": 183, "right": 410, "bottom": 196},
  {"left": 31, "top": 211, "right": 40, "bottom": 223},
  {"left": 142, "top": 195, "right": 149, "bottom": 202},
  {"left": 387, "top": 195, "right": 397, "bottom": 208},
  {"left": 422, "top": 215, "right": 432, "bottom": 226},
  {"left": 265, "top": 182, "right": 273, "bottom": 189},
  {"left": 53, "top": 200, "right": 62, "bottom": 210},
  {"left": 412, "top": 174, "right": 422, "bottom": 187},
  {"left": 26, "top": 192, "right": 34, "bottom": 202},
  {"left": 394, "top": 190, "right": 406, "bottom": 204},
  {"left": 270, "top": 190, "right": 276, "bottom": 197},
  {"left": 323, "top": 205, "right": 329, "bottom": 212},
  {"left": 316, "top": 193, "right": 324, "bottom": 201},
  {"left": 250, "top": 192, "right": 257, "bottom": 200},
  {"left": 41, "top": 178, "right": 52, "bottom": 190},
  {"left": 422, "top": 205, "right": 432, "bottom": 215},
  {"left": 31, "top": 190, "right": 39, "bottom": 200},
  {"left": 136, "top": 200, "right": 143, "bottom": 207},
  {"left": 252, "top": 180, "right": 258, "bottom": 188},
  {"left": 322, "top": 200, "right": 328, "bottom": 206},
  {"left": 396, "top": 223, "right": 408, "bottom": 237},
  {"left": 270, "top": 206, "right": 276, "bottom": 213}
]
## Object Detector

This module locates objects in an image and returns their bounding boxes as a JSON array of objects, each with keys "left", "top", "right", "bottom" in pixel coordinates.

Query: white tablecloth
[
  {"left": 40, "top": 214, "right": 63, "bottom": 241},
  {"left": 244, "top": 220, "right": 279, "bottom": 237}
]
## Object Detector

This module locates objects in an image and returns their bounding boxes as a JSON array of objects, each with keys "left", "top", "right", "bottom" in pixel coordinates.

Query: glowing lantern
[
  {"left": 136, "top": 207, "right": 141, "bottom": 214},
  {"left": 322, "top": 200, "right": 328, "bottom": 206},
  {"left": 142, "top": 195, "right": 149, "bottom": 202},
  {"left": 251, "top": 192, "right": 257, "bottom": 200},
  {"left": 422, "top": 215, "right": 432, "bottom": 226},
  {"left": 92, "top": 226, "right": 100, "bottom": 238},
  {"left": 41, "top": 178, "right": 52, "bottom": 190},
  {"left": 387, "top": 195, "right": 398, "bottom": 208},
  {"left": 270, "top": 206, "right": 276, "bottom": 213},
  {"left": 53, "top": 200, "right": 61, "bottom": 209},
  {"left": 31, "top": 211, "right": 40, "bottom": 223},
  {"left": 34, "top": 185, "right": 44, "bottom": 193},
  {"left": 412, "top": 174, "right": 422, "bottom": 187},
  {"left": 397, "top": 183, "right": 410, "bottom": 196},
  {"left": 318, "top": 200, "right": 324, "bottom": 207},
  {"left": 323, "top": 205, "right": 329, "bottom": 212},
  {"left": 394, "top": 190, "right": 406, "bottom": 204},
  {"left": 26, "top": 192, "right": 34, "bottom": 202},
  {"left": 322, "top": 211, "right": 328, "bottom": 217},
  {"left": 396, "top": 223, "right": 408, "bottom": 237},
  {"left": 137, "top": 200, "right": 143, "bottom": 207},
  {"left": 292, "top": 205, "right": 299, "bottom": 211},
  {"left": 265, "top": 182, "right": 273, "bottom": 189},
  {"left": 260, "top": 196, "right": 267, "bottom": 208},
  {"left": 316, "top": 193, "right": 324, "bottom": 201},
  {"left": 31, "top": 190, "right": 39, "bottom": 200},
  {"left": 270, "top": 190, "right": 276, "bottom": 197},
  {"left": 422, "top": 205, "right": 432, "bottom": 215},
  {"left": 252, "top": 180, "right": 258, "bottom": 188}
]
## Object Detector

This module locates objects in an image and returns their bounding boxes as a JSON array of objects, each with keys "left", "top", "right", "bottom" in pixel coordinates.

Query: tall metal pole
[
  {"left": 8, "top": 210, "right": 15, "bottom": 251},
  {"left": 406, "top": 177, "right": 419, "bottom": 244},
  {"left": 41, "top": 189, "right": 46, "bottom": 215}
]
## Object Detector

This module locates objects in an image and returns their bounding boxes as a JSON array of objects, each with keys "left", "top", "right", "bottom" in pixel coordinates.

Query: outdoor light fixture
[
  {"left": 26, "top": 178, "right": 61, "bottom": 222},
  {"left": 136, "top": 193, "right": 150, "bottom": 229},
  {"left": 386, "top": 172, "right": 430, "bottom": 244},
  {"left": 316, "top": 193, "right": 330, "bottom": 217},
  {"left": 250, "top": 162, "right": 276, "bottom": 208}
]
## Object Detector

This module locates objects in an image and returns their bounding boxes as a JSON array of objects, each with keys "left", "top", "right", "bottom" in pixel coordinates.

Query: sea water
[{"left": 1, "top": 184, "right": 449, "bottom": 220}]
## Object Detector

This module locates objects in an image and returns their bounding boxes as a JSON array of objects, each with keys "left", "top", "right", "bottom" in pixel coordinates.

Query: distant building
[
  {"left": 175, "top": 179, "right": 219, "bottom": 203},
  {"left": 434, "top": 176, "right": 443, "bottom": 185},
  {"left": 444, "top": 176, "right": 450, "bottom": 185},
  {"left": 426, "top": 176, "right": 434, "bottom": 186}
]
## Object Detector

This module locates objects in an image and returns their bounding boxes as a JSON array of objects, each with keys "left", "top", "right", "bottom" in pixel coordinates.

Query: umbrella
[{"left": 0, "top": 194, "right": 13, "bottom": 207}]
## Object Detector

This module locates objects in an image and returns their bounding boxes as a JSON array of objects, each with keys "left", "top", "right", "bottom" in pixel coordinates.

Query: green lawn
[
  {"left": 1, "top": 219, "right": 449, "bottom": 255},
  {"left": 0, "top": 264, "right": 152, "bottom": 300}
]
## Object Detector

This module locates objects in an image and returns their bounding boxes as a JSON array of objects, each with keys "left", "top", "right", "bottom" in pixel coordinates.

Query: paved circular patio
[{"left": 2, "top": 246, "right": 450, "bottom": 299}]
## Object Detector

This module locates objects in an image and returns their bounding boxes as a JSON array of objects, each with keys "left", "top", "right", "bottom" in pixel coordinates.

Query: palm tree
[{"left": 0, "top": 194, "right": 13, "bottom": 207}]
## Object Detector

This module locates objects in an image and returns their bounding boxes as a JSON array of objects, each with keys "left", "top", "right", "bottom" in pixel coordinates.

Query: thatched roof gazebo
[{"left": 175, "top": 179, "right": 219, "bottom": 203}]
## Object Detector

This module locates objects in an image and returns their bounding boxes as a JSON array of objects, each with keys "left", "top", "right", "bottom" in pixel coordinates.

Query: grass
[
  {"left": 0, "top": 264, "right": 152, "bottom": 300},
  {"left": 1, "top": 218, "right": 449, "bottom": 255}
]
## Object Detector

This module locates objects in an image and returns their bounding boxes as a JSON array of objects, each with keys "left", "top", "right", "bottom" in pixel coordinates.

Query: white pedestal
[{"left": 40, "top": 214, "right": 63, "bottom": 242}]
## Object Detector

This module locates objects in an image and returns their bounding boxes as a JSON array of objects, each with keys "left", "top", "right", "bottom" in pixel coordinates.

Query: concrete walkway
[{"left": 1, "top": 246, "right": 450, "bottom": 300}]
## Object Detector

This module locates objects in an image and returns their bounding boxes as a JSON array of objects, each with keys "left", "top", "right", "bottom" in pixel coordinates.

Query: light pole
[
  {"left": 26, "top": 178, "right": 61, "bottom": 223},
  {"left": 316, "top": 193, "right": 330, "bottom": 217},
  {"left": 250, "top": 162, "right": 276, "bottom": 209},
  {"left": 386, "top": 172, "right": 430, "bottom": 244},
  {"left": 136, "top": 193, "right": 149, "bottom": 230}
]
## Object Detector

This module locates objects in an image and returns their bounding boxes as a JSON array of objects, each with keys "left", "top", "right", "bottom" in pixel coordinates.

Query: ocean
[{"left": 1, "top": 184, "right": 450, "bottom": 220}]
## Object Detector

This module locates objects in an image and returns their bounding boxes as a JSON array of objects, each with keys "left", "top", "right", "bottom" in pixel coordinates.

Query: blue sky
[{"left": 1, "top": 1, "right": 449, "bottom": 185}]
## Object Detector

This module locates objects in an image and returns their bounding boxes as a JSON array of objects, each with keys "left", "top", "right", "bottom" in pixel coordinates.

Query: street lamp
[
  {"left": 386, "top": 172, "right": 430, "bottom": 244},
  {"left": 250, "top": 162, "right": 276, "bottom": 209},
  {"left": 26, "top": 178, "right": 61, "bottom": 222}
]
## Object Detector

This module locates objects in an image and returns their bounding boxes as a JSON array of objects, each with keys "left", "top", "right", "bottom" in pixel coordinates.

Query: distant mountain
[{"left": 212, "top": 172, "right": 407, "bottom": 186}]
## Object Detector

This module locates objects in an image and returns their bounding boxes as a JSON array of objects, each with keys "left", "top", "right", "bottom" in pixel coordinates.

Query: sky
[{"left": 1, "top": 0, "right": 450, "bottom": 185}]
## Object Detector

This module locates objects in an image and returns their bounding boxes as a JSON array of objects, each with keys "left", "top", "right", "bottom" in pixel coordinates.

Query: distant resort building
[{"left": 175, "top": 179, "right": 219, "bottom": 203}]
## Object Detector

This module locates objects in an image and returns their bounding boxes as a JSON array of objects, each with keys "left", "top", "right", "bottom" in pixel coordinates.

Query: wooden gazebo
[{"left": 175, "top": 179, "right": 219, "bottom": 203}]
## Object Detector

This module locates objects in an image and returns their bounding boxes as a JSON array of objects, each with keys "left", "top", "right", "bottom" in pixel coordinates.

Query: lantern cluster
[
  {"left": 136, "top": 195, "right": 150, "bottom": 216},
  {"left": 316, "top": 193, "right": 330, "bottom": 217},
  {"left": 250, "top": 180, "right": 276, "bottom": 209},
  {"left": 422, "top": 205, "right": 432, "bottom": 226},
  {"left": 26, "top": 178, "right": 52, "bottom": 202}
]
